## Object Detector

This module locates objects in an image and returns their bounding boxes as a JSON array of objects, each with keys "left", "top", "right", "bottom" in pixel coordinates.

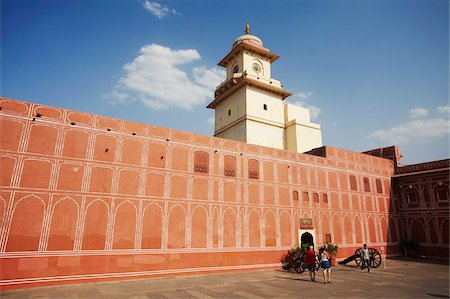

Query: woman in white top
[{"left": 320, "top": 245, "right": 332, "bottom": 284}]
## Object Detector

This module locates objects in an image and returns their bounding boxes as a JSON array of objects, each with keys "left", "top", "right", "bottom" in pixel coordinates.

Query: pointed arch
[
  {"left": 6, "top": 195, "right": 46, "bottom": 252},
  {"left": 47, "top": 196, "right": 79, "bottom": 251},
  {"left": 248, "top": 209, "right": 261, "bottom": 247},
  {"left": 280, "top": 211, "right": 291, "bottom": 246},
  {"left": 367, "top": 216, "right": 377, "bottom": 243},
  {"left": 141, "top": 203, "right": 163, "bottom": 249},
  {"left": 191, "top": 205, "right": 208, "bottom": 248},
  {"left": 343, "top": 214, "right": 353, "bottom": 244},
  {"left": 112, "top": 200, "right": 137, "bottom": 249},
  {"left": 332, "top": 214, "right": 342, "bottom": 244},
  {"left": 223, "top": 207, "right": 237, "bottom": 248},
  {"left": 410, "top": 219, "right": 426, "bottom": 243},
  {"left": 388, "top": 217, "right": 398, "bottom": 242},
  {"left": 167, "top": 204, "right": 186, "bottom": 249},
  {"left": 321, "top": 213, "right": 331, "bottom": 242},
  {"left": 264, "top": 210, "right": 276, "bottom": 247},
  {"left": 82, "top": 198, "right": 109, "bottom": 250}
]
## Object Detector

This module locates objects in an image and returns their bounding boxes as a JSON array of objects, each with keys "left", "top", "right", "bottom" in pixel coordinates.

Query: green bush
[{"left": 325, "top": 242, "right": 339, "bottom": 257}]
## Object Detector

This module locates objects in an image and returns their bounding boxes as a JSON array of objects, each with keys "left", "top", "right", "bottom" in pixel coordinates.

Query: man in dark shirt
[{"left": 305, "top": 245, "right": 316, "bottom": 281}]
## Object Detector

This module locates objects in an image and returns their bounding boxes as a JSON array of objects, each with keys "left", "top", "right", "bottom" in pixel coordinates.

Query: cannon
[
  {"left": 282, "top": 251, "right": 320, "bottom": 273},
  {"left": 338, "top": 248, "right": 382, "bottom": 268}
]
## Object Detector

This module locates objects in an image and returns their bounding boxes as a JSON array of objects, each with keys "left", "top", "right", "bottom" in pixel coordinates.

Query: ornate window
[
  {"left": 302, "top": 192, "right": 309, "bottom": 202},
  {"left": 194, "top": 151, "right": 209, "bottom": 174},
  {"left": 363, "top": 177, "right": 371, "bottom": 192},
  {"left": 233, "top": 65, "right": 239, "bottom": 73},
  {"left": 248, "top": 159, "right": 259, "bottom": 180},
  {"left": 224, "top": 155, "right": 236, "bottom": 177},
  {"left": 313, "top": 193, "right": 319, "bottom": 203},
  {"left": 434, "top": 184, "right": 449, "bottom": 201},
  {"left": 293, "top": 191, "right": 299, "bottom": 201},
  {"left": 405, "top": 186, "right": 419, "bottom": 203},
  {"left": 376, "top": 179, "right": 383, "bottom": 194},
  {"left": 350, "top": 175, "right": 358, "bottom": 191},
  {"left": 322, "top": 193, "right": 328, "bottom": 203}
]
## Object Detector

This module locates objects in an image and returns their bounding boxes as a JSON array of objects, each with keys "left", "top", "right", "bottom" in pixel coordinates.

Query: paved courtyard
[{"left": 2, "top": 259, "right": 449, "bottom": 298}]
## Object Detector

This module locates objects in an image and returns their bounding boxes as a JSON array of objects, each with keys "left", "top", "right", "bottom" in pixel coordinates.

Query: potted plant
[
  {"left": 400, "top": 240, "right": 419, "bottom": 258},
  {"left": 325, "top": 242, "right": 339, "bottom": 266}
]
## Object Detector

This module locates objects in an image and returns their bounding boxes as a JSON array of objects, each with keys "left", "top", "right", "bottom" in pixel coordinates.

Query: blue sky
[{"left": 2, "top": 0, "right": 449, "bottom": 165}]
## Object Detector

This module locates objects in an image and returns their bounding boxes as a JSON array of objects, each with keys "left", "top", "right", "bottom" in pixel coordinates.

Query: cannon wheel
[
  {"left": 292, "top": 252, "right": 305, "bottom": 274},
  {"left": 369, "top": 248, "right": 382, "bottom": 268},
  {"left": 354, "top": 248, "right": 363, "bottom": 268}
]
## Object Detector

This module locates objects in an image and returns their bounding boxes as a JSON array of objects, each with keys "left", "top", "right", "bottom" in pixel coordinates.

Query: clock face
[
  {"left": 233, "top": 65, "right": 239, "bottom": 73},
  {"left": 252, "top": 63, "right": 261, "bottom": 74}
]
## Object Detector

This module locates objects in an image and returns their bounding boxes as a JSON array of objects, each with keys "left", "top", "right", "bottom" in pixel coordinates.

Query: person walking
[
  {"left": 320, "top": 246, "right": 332, "bottom": 283},
  {"left": 361, "top": 243, "right": 371, "bottom": 273},
  {"left": 305, "top": 245, "right": 317, "bottom": 282}
]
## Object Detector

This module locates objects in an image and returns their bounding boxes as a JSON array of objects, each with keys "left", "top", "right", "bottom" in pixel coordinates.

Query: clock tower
[{"left": 207, "top": 25, "right": 322, "bottom": 153}]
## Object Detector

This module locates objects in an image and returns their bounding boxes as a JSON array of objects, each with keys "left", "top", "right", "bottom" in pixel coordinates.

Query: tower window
[
  {"left": 263, "top": 104, "right": 267, "bottom": 110},
  {"left": 224, "top": 155, "right": 236, "bottom": 177},
  {"left": 228, "top": 109, "right": 231, "bottom": 116},
  {"left": 313, "top": 193, "right": 319, "bottom": 203},
  {"left": 376, "top": 179, "right": 383, "bottom": 194},
  {"left": 293, "top": 191, "right": 299, "bottom": 201},
  {"left": 248, "top": 159, "right": 259, "bottom": 180},
  {"left": 303, "top": 192, "right": 309, "bottom": 202},
  {"left": 350, "top": 175, "right": 358, "bottom": 191},
  {"left": 233, "top": 65, "right": 239, "bottom": 73},
  {"left": 194, "top": 151, "right": 209, "bottom": 174},
  {"left": 363, "top": 177, "right": 371, "bottom": 192}
]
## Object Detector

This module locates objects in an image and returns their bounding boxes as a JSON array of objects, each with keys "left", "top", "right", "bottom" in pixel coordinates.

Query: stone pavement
[{"left": 2, "top": 259, "right": 449, "bottom": 298}]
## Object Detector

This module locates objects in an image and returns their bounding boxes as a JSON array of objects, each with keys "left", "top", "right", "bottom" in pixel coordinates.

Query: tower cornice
[
  {"left": 206, "top": 74, "right": 291, "bottom": 109},
  {"left": 218, "top": 42, "right": 279, "bottom": 67}
]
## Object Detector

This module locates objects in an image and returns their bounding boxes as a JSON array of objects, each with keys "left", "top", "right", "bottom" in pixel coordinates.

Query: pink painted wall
[{"left": 0, "top": 97, "right": 445, "bottom": 290}]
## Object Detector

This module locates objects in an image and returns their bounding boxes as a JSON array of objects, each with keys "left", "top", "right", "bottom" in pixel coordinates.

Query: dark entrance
[{"left": 301, "top": 232, "right": 314, "bottom": 249}]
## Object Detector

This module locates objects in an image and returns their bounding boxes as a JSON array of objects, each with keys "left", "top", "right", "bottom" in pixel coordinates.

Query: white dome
[
  {"left": 232, "top": 34, "right": 263, "bottom": 48},
  {"left": 232, "top": 24, "right": 264, "bottom": 49}
]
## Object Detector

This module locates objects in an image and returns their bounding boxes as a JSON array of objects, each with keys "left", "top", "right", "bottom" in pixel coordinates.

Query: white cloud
[
  {"left": 294, "top": 91, "right": 315, "bottom": 99},
  {"left": 437, "top": 105, "right": 450, "bottom": 114},
  {"left": 369, "top": 118, "right": 450, "bottom": 145},
  {"left": 108, "top": 43, "right": 225, "bottom": 110},
  {"left": 192, "top": 67, "right": 225, "bottom": 90},
  {"left": 143, "top": 1, "right": 181, "bottom": 19},
  {"left": 409, "top": 107, "right": 428, "bottom": 118},
  {"left": 287, "top": 90, "right": 321, "bottom": 120}
]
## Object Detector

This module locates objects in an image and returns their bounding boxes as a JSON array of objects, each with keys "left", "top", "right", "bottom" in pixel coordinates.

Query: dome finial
[{"left": 245, "top": 23, "right": 250, "bottom": 35}]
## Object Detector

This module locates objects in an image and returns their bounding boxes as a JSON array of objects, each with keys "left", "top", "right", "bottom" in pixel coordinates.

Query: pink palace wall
[{"left": 0, "top": 97, "right": 398, "bottom": 289}]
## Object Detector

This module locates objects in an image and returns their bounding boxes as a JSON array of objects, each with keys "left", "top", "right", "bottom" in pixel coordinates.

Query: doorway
[{"left": 301, "top": 232, "right": 314, "bottom": 249}]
